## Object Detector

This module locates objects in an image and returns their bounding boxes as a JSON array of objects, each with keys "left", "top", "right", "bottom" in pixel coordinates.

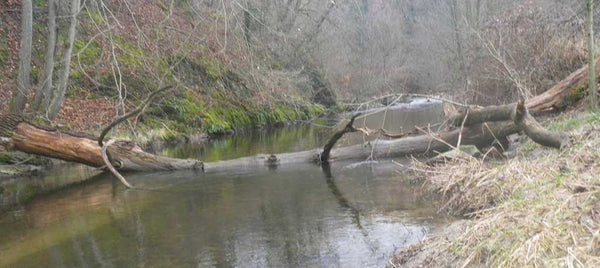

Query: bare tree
[
  {"left": 47, "top": 0, "right": 80, "bottom": 120},
  {"left": 588, "top": 0, "right": 597, "bottom": 109},
  {"left": 11, "top": 0, "right": 33, "bottom": 114},
  {"left": 31, "top": 0, "right": 57, "bottom": 113}
]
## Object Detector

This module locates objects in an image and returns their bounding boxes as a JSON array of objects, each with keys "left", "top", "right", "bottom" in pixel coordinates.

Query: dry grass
[{"left": 394, "top": 110, "right": 600, "bottom": 267}]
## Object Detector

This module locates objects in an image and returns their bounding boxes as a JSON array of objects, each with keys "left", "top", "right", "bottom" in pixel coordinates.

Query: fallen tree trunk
[
  {"left": 0, "top": 114, "right": 202, "bottom": 172},
  {"left": 450, "top": 58, "right": 600, "bottom": 126},
  {"left": 1, "top": 61, "right": 577, "bottom": 175},
  {"left": 201, "top": 121, "right": 521, "bottom": 172},
  {"left": 0, "top": 97, "right": 567, "bottom": 174}
]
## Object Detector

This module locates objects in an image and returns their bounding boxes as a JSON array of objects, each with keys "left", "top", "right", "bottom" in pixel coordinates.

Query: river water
[{"left": 0, "top": 101, "right": 448, "bottom": 267}]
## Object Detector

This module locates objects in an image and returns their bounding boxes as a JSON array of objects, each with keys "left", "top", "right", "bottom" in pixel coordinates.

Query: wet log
[{"left": 0, "top": 114, "right": 202, "bottom": 172}]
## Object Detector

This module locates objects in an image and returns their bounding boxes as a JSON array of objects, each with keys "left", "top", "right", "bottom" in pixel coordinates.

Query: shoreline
[{"left": 390, "top": 110, "right": 600, "bottom": 267}]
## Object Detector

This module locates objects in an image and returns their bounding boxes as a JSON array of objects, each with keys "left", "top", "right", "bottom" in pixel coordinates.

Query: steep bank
[
  {"left": 0, "top": 0, "right": 331, "bottom": 139},
  {"left": 392, "top": 110, "right": 600, "bottom": 267}
]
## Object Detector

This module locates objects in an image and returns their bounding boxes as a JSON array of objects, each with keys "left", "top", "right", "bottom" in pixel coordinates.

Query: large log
[
  {"left": 0, "top": 114, "right": 202, "bottom": 172},
  {"left": 450, "top": 58, "right": 600, "bottom": 126},
  {"left": 0, "top": 97, "right": 566, "bottom": 174},
  {"left": 202, "top": 121, "right": 521, "bottom": 172}
]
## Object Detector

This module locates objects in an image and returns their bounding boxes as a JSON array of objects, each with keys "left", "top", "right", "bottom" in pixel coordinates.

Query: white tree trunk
[
  {"left": 47, "top": 0, "right": 79, "bottom": 120},
  {"left": 32, "top": 0, "right": 57, "bottom": 113},
  {"left": 11, "top": 0, "right": 33, "bottom": 114}
]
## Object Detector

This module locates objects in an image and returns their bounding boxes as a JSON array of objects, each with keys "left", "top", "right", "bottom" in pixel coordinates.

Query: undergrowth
[{"left": 394, "top": 110, "right": 600, "bottom": 267}]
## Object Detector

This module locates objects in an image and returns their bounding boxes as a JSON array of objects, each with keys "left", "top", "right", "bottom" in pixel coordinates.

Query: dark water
[{"left": 0, "top": 112, "right": 447, "bottom": 267}]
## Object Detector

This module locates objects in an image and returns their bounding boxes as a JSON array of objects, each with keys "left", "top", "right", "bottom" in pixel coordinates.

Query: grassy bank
[{"left": 393, "top": 110, "right": 600, "bottom": 267}]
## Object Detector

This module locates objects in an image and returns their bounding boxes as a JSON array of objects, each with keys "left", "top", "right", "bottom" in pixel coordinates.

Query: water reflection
[
  {"left": 1, "top": 112, "right": 449, "bottom": 267},
  {"left": 0, "top": 162, "right": 443, "bottom": 267}
]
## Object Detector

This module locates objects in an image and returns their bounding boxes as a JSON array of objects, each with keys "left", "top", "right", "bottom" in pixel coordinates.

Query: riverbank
[{"left": 392, "top": 109, "right": 600, "bottom": 267}]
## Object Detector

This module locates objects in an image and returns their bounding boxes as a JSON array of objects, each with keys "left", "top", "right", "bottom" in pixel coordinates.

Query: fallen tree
[
  {"left": 0, "top": 114, "right": 203, "bottom": 172},
  {"left": 1, "top": 58, "right": 591, "bottom": 177},
  {"left": 0, "top": 99, "right": 567, "bottom": 176},
  {"left": 449, "top": 57, "right": 600, "bottom": 126}
]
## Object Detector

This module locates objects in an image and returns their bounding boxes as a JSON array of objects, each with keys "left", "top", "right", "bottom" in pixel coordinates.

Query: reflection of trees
[
  {"left": 321, "top": 162, "right": 362, "bottom": 229},
  {"left": 320, "top": 163, "right": 376, "bottom": 253}
]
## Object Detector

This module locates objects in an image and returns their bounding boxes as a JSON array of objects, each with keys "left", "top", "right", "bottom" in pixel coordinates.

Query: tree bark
[
  {"left": 47, "top": 0, "right": 79, "bottom": 120},
  {"left": 11, "top": 0, "right": 33, "bottom": 114},
  {"left": 526, "top": 57, "right": 600, "bottom": 111},
  {"left": 0, "top": 114, "right": 202, "bottom": 172},
  {"left": 32, "top": 0, "right": 57, "bottom": 113}
]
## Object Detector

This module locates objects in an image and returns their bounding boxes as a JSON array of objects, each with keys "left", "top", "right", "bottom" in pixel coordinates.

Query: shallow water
[{"left": 0, "top": 108, "right": 447, "bottom": 267}]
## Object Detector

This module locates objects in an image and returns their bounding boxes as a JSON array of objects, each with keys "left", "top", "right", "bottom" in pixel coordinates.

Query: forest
[{"left": 0, "top": 0, "right": 599, "bottom": 267}]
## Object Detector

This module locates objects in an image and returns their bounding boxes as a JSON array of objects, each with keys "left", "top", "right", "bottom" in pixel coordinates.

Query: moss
[
  {"left": 200, "top": 101, "right": 324, "bottom": 135},
  {"left": 561, "top": 84, "right": 587, "bottom": 107},
  {"left": 271, "top": 61, "right": 284, "bottom": 70},
  {"left": 74, "top": 39, "right": 102, "bottom": 64},
  {"left": 113, "top": 35, "right": 144, "bottom": 68},
  {"left": 86, "top": 9, "right": 105, "bottom": 25},
  {"left": 199, "top": 58, "right": 225, "bottom": 79}
]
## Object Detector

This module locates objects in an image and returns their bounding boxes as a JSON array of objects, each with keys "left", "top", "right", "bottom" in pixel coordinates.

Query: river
[{"left": 0, "top": 101, "right": 449, "bottom": 267}]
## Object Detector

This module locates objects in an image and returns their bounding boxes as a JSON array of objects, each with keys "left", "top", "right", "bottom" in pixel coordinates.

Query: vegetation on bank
[
  {"left": 0, "top": 0, "right": 332, "bottom": 140},
  {"left": 394, "top": 109, "right": 600, "bottom": 267}
]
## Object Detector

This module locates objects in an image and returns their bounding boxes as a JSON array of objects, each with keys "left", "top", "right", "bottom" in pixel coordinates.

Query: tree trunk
[
  {"left": 0, "top": 104, "right": 562, "bottom": 174},
  {"left": 588, "top": 0, "right": 598, "bottom": 109},
  {"left": 47, "top": 0, "right": 79, "bottom": 120},
  {"left": 1, "top": 55, "right": 585, "bottom": 173},
  {"left": 450, "top": 58, "right": 600, "bottom": 125},
  {"left": 32, "top": 0, "right": 57, "bottom": 113},
  {"left": 11, "top": 0, "right": 33, "bottom": 114},
  {"left": 0, "top": 114, "right": 202, "bottom": 172},
  {"left": 526, "top": 57, "right": 600, "bottom": 111}
]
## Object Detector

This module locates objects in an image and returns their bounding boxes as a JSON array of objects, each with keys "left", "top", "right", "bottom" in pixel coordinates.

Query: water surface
[{"left": 0, "top": 112, "right": 447, "bottom": 267}]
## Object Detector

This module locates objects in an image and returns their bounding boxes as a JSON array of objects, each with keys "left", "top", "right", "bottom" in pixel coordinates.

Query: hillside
[{"left": 0, "top": 0, "right": 330, "bottom": 137}]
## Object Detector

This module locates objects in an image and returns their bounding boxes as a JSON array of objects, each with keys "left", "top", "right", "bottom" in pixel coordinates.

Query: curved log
[{"left": 513, "top": 100, "right": 569, "bottom": 148}]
